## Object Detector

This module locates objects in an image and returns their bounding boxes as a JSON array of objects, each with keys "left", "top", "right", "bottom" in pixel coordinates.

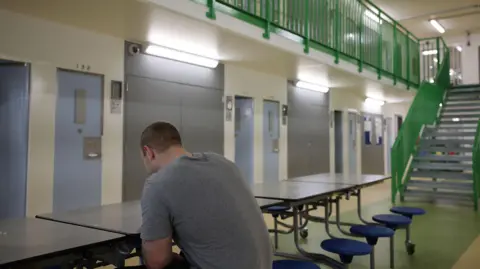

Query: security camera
[{"left": 128, "top": 44, "right": 141, "bottom": 55}]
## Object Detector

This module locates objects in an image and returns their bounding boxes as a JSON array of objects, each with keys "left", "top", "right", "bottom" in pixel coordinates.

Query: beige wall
[
  {"left": 0, "top": 9, "right": 124, "bottom": 216},
  {"left": 224, "top": 64, "right": 288, "bottom": 183}
]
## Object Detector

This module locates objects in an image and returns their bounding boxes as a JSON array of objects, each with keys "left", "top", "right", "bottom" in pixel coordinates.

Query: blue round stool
[
  {"left": 350, "top": 225, "right": 394, "bottom": 269},
  {"left": 273, "top": 260, "right": 320, "bottom": 269},
  {"left": 265, "top": 205, "right": 291, "bottom": 250},
  {"left": 390, "top": 207, "right": 426, "bottom": 218},
  {"left": 373, "top": 214, "right": 412, "bottom": 268},
  {"left": 321, "top": 238, "right": 372, "bottom": 266},
  {"left": 390, "top": 207, "right": 426, "bottom": 256}
]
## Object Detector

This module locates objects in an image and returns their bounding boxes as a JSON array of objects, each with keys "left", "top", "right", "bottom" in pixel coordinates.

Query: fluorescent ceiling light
[
  {"left": 295, "top": 81, "right": 329, "bottom": 93},
  {"left": 422, "top": 50, "right": 438, "bottom": 56},
  {"left": 365, "top": 9, "right": 382, "bottom": 24},
  {"left": 456, "top": 46, "right": 462, "bottom": 52},
  {"left": 429, "top": 19, "right": 445, "bottom": 34},
  {"left": 452, "top": 118, "right": 460, "bottom": 122},
  {"left": 433, "top": 58, "right": 438, "bottom": 63},
  {"left": 144, "top": 44, "right": 219, "bottom": 68},
  {"left": 365, "top": 97, "right": 385, "bottom": 107}
]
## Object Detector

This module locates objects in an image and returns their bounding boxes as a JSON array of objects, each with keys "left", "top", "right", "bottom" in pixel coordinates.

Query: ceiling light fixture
[
  {"left": 295, "top": 81, "right": 329, "bottom": 93},
  {"left": 429, "top": 19, "right": 445, "bottom": 34},
  {"left": 456, "top": 46, "right": 462, "bottom": 52},
  {"left": 365, "top": 9, "right": 382, "bottom": 24},
  {"left": 365, "top": 97, "right": 385, "bottom": 107},
  {"left": 422, "top": 50, "right": 438, "bottom": 56},
  {"left": 144, "top": 44, "right": 219, "bottom": 68}
]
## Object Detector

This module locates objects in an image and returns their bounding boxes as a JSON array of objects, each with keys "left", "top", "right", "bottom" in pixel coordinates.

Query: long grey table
[
  {"left": 290, "top": 173, "right": 389, "bottom": 187},
  {"left": 0, "top": 218, "right": 123, "bottom": 268},
  {"left": 37, "top": 198, "right": 283, "bottom": 236},
  {"left": 253, "top": 181, "right": 353, "bottom": 203}
]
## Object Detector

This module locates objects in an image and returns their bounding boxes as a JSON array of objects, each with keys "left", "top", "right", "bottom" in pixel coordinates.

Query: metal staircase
[{"left": 404, "top": 85, "right": 480, "bottom": 206}]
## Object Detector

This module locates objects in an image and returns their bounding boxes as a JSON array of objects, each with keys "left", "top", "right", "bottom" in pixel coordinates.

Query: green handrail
[
  {"left": 391, "top": 37, "right": 450, "bottom": 203},
  {"left": 193, "top": 0, "right": 421, "bottom": 88},
  {"left": 473, "top": 120, "right": 480, "bottom": 211}
]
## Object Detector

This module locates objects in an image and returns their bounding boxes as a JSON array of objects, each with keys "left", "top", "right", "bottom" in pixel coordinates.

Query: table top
[
  {"left": 37, "top": 200, "right": 142, "bottom": 235},
  {"left": 290, "top": 173, "right": 389, "bottom": 187},
  {"left": 38, "top": 198, "right": 283, "bottom": 235},
  {"left": 0, "top": 218, "right": 123, "bottom": 266},
  {"left": 256, "top": 198, "right": 284, "bottom": 209},
  {"left": 253, "top": 181, "right": 353, "bottom": 202}
]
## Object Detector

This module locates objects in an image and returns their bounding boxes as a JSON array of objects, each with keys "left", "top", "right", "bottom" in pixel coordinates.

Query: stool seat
[
  {"left": 373, "top": 214, "right": 411, "bottom": 229},
  {"left": 350, "top": 225, "right": 394, "bottom": 244},
  {"left": 321, "top": 238, "right": 372, "bottom": 264},
  {"left": 266, "top": 206, "right": 290, "bottom": 212},
  {"left": 273, "top": 260, "right": 320, "bottom": 269},
  {"left": 390, "top": 206, "right": 426, "bottom": 217}
]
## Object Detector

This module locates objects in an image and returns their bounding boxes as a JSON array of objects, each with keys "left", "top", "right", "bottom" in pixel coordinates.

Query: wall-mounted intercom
[
  {"left": 111, "top": 80, "right": 122, "bottom": 114},
  {"left": 225, "top": 95, "right": 233, "bottom": 121},
  {"left": 282, "top": 104, "right": 288, "bottom": 125}
]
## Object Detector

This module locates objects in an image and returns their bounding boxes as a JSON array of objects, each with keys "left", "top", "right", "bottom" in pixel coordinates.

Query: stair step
[
  {"left": 448, "top": 86, "right": 480, "bottom": 94},
  {"left": 441, "top": 114, "right": 480, "bottom": 119},
  {"left": 419, "top": 146, "right": 473, "bottom": 153},
  {"left": 427, "top": 126, "right": 476, "bottom": 130},
  {"left": 438, "top": 119, "right": 479, "bottom": 124},
  {"left": 420, "top": 138, "right": 474, "bottom": 145},
  {"left": 445, "top": 101, "right": 480, "bottom": 107},
  {"left": 414, "top": 155, "right": 472, "bottom": 162},
  {"left": 404, "top": 189, "right": 473, "bottom": 201},
  {"left": 442, "top": 109, "right": 480, "bottom": 115},
  {"left": 423, "top": 130, "right": 476, "bottom": 137},
  {"left": 412, "top": 162, "right": 472, "bottom": 170},
  {"left": 447, "top": 95, "right": 480, "bottom": 102},
  {"left": 408, "top": 179, "right": 473, "bottom": 190},
  {"left": 410, "top": 170, "right": 473, "bottom": 180}
]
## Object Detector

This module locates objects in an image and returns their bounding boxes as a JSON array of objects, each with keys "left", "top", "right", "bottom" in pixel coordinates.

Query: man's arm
[
  {"left": 141, "top": 181, "right": 174, "bottom": 269},
  {"left": 142, "top": 237, "right": 173, "bottom": 269}
]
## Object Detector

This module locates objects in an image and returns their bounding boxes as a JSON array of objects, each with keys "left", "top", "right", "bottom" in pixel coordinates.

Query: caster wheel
[
  {"left": 406, "top": 242, "right": 415, "bottom": 255},
  {"left": 300, "top": 229, "right": 309, "bottom": 239}
]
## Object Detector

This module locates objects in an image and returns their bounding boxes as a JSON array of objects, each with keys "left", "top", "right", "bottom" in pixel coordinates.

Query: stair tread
[
  {"left": 419, "top": 146, "right": 473, "bottom": 153},
  {"left": 423, "top": 131, "right": 476, "bottom": 136},
  {"left": 407, "top": 180, "right": 473, "bottom": 190},
  {"left": 414, "top": 155, "right": 472, "bottom": 161},
  {"left": 404, "top": 189, "right": 473, "bottom": 199},
  {"left": 410, "top": 170, "right": 473, "bottom": 180},
  {"left": 412, "top": 162, "right": 472, "bottom": 169}
]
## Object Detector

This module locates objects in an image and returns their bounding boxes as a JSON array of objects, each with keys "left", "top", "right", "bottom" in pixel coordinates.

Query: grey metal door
[
  {"left": 348, "top": 112, "right": 357, "bottom": 175},
  {"left": 288, "top": 86, "right": 329, "bottom": 177},
  {"left": 334, "top": 111, "right": 343, "bottom": 173},
  {"left": 235, "top": 96, "right": 254, "bottom": 184},
  {"left": 54, "top": 70, "right": 103, "bottom": 212},
  {"left": 0, "top": 62, "right": 29, "bottom": 218},
  {"left": 123, "top": 75, "right": 224, "bottom": 201},
  {"left": 361, "top": 113, "right": 385, "bottom": 174},
  {"left": 263, "top": 100, "right": 280, "bottom": 182}
]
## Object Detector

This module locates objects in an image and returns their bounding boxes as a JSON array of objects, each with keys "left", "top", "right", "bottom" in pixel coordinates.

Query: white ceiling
[
  {"left": 0, "top": 0, "right": 414, "bottom": 103},
  {"left": 371, "top": 0, "right": 480, "bottom": 38}
]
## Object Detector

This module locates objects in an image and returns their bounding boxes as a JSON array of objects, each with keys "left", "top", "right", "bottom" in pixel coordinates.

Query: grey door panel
[
  {"left": 288, "top": 86, "right": 329, "bottom": 177},
  {"left": 123, "top": 44, "right": 224, "bottom": 201},
  {"left": 361, "top": 113, "right": 385, "bottom": 174}
]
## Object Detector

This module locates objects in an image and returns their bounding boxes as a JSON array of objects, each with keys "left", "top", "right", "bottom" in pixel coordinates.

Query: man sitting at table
[{"left": 139, "top": 121, "right": 272, "bottom": 269}]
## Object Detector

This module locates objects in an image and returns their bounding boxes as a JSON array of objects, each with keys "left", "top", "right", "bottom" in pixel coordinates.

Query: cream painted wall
[
  {"left": 0, "top": 9, "right": 124, "bottom": 216},
  {"left": 446, "top": 34, "right": 480, "bottom": 85},
  {"left": 224, "top": 64, "right": 288, "bottom": 183}
]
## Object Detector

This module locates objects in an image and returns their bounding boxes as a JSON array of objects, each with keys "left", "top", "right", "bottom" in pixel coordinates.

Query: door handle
[{"left": 272, "top": 139, "right": 279, "bottom": 153}]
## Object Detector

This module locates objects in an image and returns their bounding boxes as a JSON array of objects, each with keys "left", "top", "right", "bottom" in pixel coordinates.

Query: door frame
[
  {"left": 0, "top": 60, "right": 31, "bottom": 217},
  {"left": 262, "top": 98, "right": 281, "bottom": 182}
]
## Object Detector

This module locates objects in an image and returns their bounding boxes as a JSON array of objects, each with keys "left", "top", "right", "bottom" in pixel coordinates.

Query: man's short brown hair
[{"left": 140, "top": 122, "right": 182, "bottom": 153}]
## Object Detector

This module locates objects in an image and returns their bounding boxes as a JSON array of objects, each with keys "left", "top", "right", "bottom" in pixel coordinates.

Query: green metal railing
[
  {"left": 473, "top": 120, "right": 480, "bottom": 210},
  {"left": 197, "top": 0, "right": 420, "bottom": 88},
  {"left": 391, "top": 37, "right": 450, "bottom": 203}
]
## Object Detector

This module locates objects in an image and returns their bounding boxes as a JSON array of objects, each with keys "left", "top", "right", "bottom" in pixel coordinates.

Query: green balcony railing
[
  {"left": 391, "top": 37, "right": 450, "bottom": 203},
  {"left": 196, "top": 0, "right": 420, "bottom": 89},
  {"left": 473, "top": 120, "right": 480, "bottom": 211}
]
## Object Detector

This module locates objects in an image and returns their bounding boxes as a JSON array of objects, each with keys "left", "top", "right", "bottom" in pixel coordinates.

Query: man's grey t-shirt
[{"left": 140, "top": 152, "right": 272, "bottom": 269}]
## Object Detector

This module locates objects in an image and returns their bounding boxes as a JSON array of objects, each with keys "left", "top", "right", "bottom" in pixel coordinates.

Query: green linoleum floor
[{"left": 273, "top": 199, "right": 480, "bottom": 269}]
